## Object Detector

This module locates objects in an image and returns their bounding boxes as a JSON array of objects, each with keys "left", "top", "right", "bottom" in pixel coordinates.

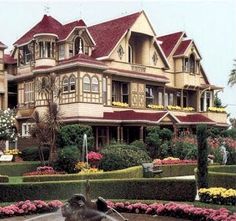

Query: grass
[{"left": 8, "top": 176, "right": 23, "bottom": 184}]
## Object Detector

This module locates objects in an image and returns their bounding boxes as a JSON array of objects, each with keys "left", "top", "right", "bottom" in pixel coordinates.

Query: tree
[
  {"left": 31, "top": 73, "right": 62, "bottom": 164},
  {"left": 228, "top": 59, "right": 236, "bottom": 87},
  {"left": 196, "top": 124, "right": 208, "bottom": 188},
  {"left": 229, "top": 118, "right": 236, "bottom": 128}
]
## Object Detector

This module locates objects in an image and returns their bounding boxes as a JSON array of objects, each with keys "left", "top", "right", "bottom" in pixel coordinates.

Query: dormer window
[
  {"left": 19, "top": 45, "right": 31, "bottom": 65},
  {"left": 39, "top": 41, "right": 55, "bottom": 58},
  {"left": 189, "top": 54, "right": 195, "bottom": 73},
  {"left": 74, "top": 37, "right": 84, "bottom": 55}
]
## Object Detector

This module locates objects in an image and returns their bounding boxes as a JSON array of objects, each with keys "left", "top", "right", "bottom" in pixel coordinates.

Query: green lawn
[{"left": 8, "top": 176, "right": 23, "bottom": 184}]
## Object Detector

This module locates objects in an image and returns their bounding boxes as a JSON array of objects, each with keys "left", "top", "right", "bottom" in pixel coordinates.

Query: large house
[{"left": 5, "top": 11, "right": 228, "bottom": 149}]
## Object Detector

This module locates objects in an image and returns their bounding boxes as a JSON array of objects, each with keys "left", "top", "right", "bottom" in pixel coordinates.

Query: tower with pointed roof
[{"left": 0, "top": 41, "right": 7, "bottom": 109}]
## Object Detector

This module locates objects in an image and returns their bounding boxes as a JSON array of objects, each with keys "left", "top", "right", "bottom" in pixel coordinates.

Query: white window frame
[
  {"left": 22, "top": 123, "right": 34, "bottom": 137},
  {"left": 24, "top": 82, "right": 34, "bottom": 103}
]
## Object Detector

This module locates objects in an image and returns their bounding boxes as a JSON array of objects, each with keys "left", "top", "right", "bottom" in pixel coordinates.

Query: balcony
[
  {"left": 131, "top": 64, "right": 146, "bottom": 73},
  {"left": 203, "top": 111, "right": 228, "bottom": 125},
  {"left": 17, "top": 103, "right": 35, "bottom": 117}
]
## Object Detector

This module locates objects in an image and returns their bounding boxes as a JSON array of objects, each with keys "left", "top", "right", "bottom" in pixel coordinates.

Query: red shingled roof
[
  {"left": 175, "top": 114, "right": 214, "bottom": 124},
  {"left": 88, "top": 12, "right": 141, "bottom": 58},
  {"left": 14, "top": 15, "right": 63, "bottom": 45},
  {"left": 3, "top": 54, "right": 17, "bottom": 64},
  {"left": 157, "top": 32, "right": 185, "bottom": 57},
  {"left": 59, "top": 53, "right": 106, "bottom": 66},
  {"left": 173, "top": 39, "right": 192, "bottom": 57},
  {"left": 58, "top": 19, "right": 86, "bottom": 40},
  {"left": 104, "top": 110, "right": 167, "bottom": 122}
]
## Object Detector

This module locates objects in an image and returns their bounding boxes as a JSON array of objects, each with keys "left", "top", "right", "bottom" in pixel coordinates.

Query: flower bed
[
  {"left": 208, "top": 107, "right": 226, "bottom": 113},
  {"left": 0, "top": 200, "right": 63, "bottom": 218},
  {"left": 153, "top": 157, "right": 197, "bottom": 166},
  {"left": 147, "top": 104, "right": 164, "bottom": 110},
  {"left": 23, "top": 166, "right": 65, "bottom": 176},
  {"left": 108, "top": 201, "right": 236, "bottom": 221},
  {"left": 199, "top": 187, "right": 236, "bottom": 206},
  {"left": 112, "top": 101, "right": 128, "bottom": 107}
]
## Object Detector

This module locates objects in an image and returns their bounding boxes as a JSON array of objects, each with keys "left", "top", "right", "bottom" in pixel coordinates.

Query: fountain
[{"left": 81, "top": 134, "right": 88, "bottom": 165}]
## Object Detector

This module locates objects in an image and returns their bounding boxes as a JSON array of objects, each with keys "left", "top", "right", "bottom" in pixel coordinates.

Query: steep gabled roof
[
  {"left": 14, "top": 15, "right": 63, "bottom": 46},
  {"left": 157, "top": 31, "right": 185, "bottom": 57},
  {"left": 175, "top": 114, "right": 215, "bottom": 124},
  {"left": 58, "top": 19, "right": 87, "bottom": 40},
  {"left": 173, "top": 39, "right": 192, "bottom": 57},
  {"left": 88, "top": 11, "right": 141, "bottom": 58}
]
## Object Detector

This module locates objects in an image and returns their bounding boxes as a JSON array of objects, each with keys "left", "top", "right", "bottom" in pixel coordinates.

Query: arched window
[
  {"left": 128, "top": 45, "right": 133, "bottom": 63},
  {"left": 74, "top": 36, "right": 84, "bottom": 55},
  {"left": 189, "top": 54, "right": 195, "bottom": 73},
  {"left": 83, "top": 76, "right": 91, "bottom": 92},
  {"left": 69, "top": 76, "right": 76, "bottom": 91},
  {"left": 63, "top": 77, "right": 69, "bottom": 92},
  {"left": 91, "top": 77, "right": 99, "bottom": 92}
]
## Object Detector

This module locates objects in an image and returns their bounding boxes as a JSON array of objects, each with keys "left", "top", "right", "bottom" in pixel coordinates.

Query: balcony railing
[{"left": 131, "top": 64, "right": 146, "bottom": 73}]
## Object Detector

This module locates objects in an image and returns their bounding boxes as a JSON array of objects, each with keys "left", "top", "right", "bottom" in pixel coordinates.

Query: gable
[{"left": 130, "top": 11, "right": 156, "bottom": 36}]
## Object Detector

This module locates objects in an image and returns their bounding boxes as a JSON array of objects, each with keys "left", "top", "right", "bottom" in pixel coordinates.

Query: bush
[
  {"left": 53, "top": 146, "right": 80, "bottom": 173},
  {"left": 0, "top": 175, "right": 9, "bottom": 183},
  {"left": 100, "top": 144, "right": 151, "bottom": 171},
  {"left": 130, "top": 140, "right": 147, "bottom": 152},
  {"left": 159, "top": 128, "right": 173, "bottom": 141},
  {"left": 0, "top": 162, "right": 41, "bottom": 176},
  {"left": 57, "top": 124, "right": 94, "bottom": 150},
  {"left": 172, "top": 142, "right": 197, "bottom": 160},
  {"left": 0, "top": 178, "right": 196, "bottom": 202},
  {"left": 221, "top": 128, "right": 236, "bottom": 139},
  {"left": 20, "top": 146, "right": 49, "bottom": 161},
  {"left": 23, "top": 166, "right": 143, "bottom": 182},
  {"left": 146, "top": 126, "right": 161, "bottom": 158}
]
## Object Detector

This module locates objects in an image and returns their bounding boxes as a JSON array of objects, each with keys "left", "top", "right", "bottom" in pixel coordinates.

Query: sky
[{"left": 0, "top": 0, "right": 235, "bottom": 118}]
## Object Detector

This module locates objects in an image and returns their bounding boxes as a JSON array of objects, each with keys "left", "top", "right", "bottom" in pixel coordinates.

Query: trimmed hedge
[
  {"left": 0, "top": 175, "right": 9, "bottom": 183},
  {"left": 0, "top": 178, "right": 196, "bottom": 202},
  {"left": 0, "top": 162, "right": 41, "bottom": 176},
  {"left": 23, "top": 166, "right": 143, "bottom": 182},
  {"left": 156, "top": 164, "right": 197, "bottom": 177},
  {"left": 208, "top": 166, "right": 236, "bottom": 189}
]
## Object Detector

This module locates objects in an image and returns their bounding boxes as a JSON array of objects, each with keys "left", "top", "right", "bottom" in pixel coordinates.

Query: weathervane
[{"left": 44, "top": 1, "right": 50, "bottom": 15}]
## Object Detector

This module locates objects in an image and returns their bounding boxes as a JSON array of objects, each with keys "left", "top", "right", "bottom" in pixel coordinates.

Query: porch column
[
  {"left": 196, "top": 89, "right": 200, "bottom": 112},
  {"left": 120, "top": 126, "right": 124, "bottom": 143},
  {"left": 181, "top": 89, "right": 184, "bottom": 108},
  {"left": 117, "top": 126, "right": 120, "bottom": 143},
  {"left": 106, "top": 126, "right": 109, "bottom": 145},
  {"left": 95, "top": 127, "right": 99, "bottom": 150},
  {"left": 163, "top": 86, "right": 166, "bottom": 107},
  {"left": 139, "top": 126, "right": 144, "bottom": 141}
]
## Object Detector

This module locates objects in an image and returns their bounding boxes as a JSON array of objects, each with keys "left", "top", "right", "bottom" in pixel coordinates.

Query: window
[
  {"left": 91, "top": 77, "right": 99, "bottom": 93},
  {"left": 45, "top": 41, "right": 51, "bottom": 58},
  {"left": 177, "top": 91, "right": 181, "bottom": 106},
  {"left": 24, "top": 82, "right": 34, "bottom": 103},
  {"left": 83, "top": 76, "right": 91, "bottom": 92},
  {"left": 184, "top": 58, "right": 189, "bottom": 72},
  {"left": 169, "top": 93, "right": 174, "bottom": 106},
  {"left": 121, "top": 83, "right": 129, "bottom": 103},
  {"left": 189, "top": 54, "right": 195, "bottom": 73},
  {"left": 102, "top": 77, "right": 107, "bottom": 105},
  {"left": 59, "top": 44, "right": 65, "bottom": 60},
  {"left": 22, "top": 123, "right": 34, "bottom": 137},
  {"left": 39, "top": 41, "right": 53, "bottom": 58},
  {"left": 39, "top": 42, "right": 44, "bottom": 58},
  {"left": 63, "top": 77, "right": 69, "bottom": 92},
  {"left": 74, "top": 37, "right": 84, "bottom": 55},
  {"left": 128, "top": 45, "right": 133, "bottom": 63},
  {"left": 146, "top": 86, "right": 154, "bottom": 107},
  {"left": 19, "top": 45, "right": 31, "bottom": 65},
  {"left": 69, "top": 76, "right": 76, "bottom": 91},
  {"left": 164, "top": 93, "right": 168, "bottom": 107}
]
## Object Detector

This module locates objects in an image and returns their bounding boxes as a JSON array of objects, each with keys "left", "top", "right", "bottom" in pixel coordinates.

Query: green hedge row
[
  {"left": 208, "top": 172, "right": 236, "bottom": 189},
  {"left": 0, "top": 175, "right": 9, "bottom": 183},
  {"left": 156, "top": 164, "right": 197, "bottom": 177},
  {"left": 0, "top": 178, "right": 196, "bottom": 202},
  {"left": 0, "top": 162, "right": 41, "bottom": 176},
  {"left": 23, "top": 166, "right": 143, "bottom": 182},
  {"left": 208, "top": 165, "right": 236, "bottom": 173}
]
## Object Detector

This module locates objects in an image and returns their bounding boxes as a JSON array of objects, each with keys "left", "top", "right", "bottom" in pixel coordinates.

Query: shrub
[
  {"left": 53, "top": 146, "right": 80, "bottom": 173},
  {"left": 0, "top": 175, "right": 9, "bottom": 183},
  {"left": 0, "top": 178, "right": 196, "bottom": 202},
  {"left": 159, "top": 128, "right": 173, "bottom": 141},
  {"left": 20, "top": 146, "right": 49, "bottom": 161},
  {"left": 172, "top": 142, "right": 197, "bottom": 160},
  {"left": 100, "top": 144, "right": 151, "bottom": 171},
  {"left": 130, "top": 140, "right": 148, "bottom": 152},
  {"left": 57, "top": 124, "right": 94, "bottom": 150},
  {"left": 146, "top": 126, "right": 161, "bottom": 158},
  {"left": 221, "top": 128, "right": 236, "bottom": 139},
  {"left": 197, "top": 124, "right": 208, "bottom": 188}
]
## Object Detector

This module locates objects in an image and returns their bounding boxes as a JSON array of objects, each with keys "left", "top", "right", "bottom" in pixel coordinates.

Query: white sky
[{"left": 1, "top": 0, "right": 236, "bottom": 118}]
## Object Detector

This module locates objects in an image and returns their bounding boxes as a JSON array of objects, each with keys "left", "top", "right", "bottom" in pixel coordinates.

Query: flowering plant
[
  {"left": 182, "top": 107, "right": 195, "bottom": 112},
  {"left": 147, "top": 104, "right": 164, "bottom": 110},
  {"left": 112, "top": 101, "right": 129, "bottom": 107},
  {"left": 0, "top": 200, "right": 63, "bottom": 218},
  {"left": 87, "top": 151, "right": 103, "bottom": 162},
  {"left": 153, "top": 157, "right": 197, "bottom": 166},
  {"left": 167, "top": 105, "right": 182, "bottom": 111},
  {"left": 79, "top": 167, "right": 103, "bottom": 174},
  {"left": 75, "top": 162, "right": 90, "bottom": 171},
  {"left": 208, "top": 106, "right": 226, "bottom": 113},
  {"left": 0, "top": 109, "right": 17, "bottom": 141},
  {"left": 108, "top": 201, "right": 236, "bottom": 221},
  {"left": 23, "top": 166, "right": 65, "bottom": 176},
  {"left": 4, "top": 149, "right": 21, "bottom": 155},
  {"left": 199, "top": 187, "right": 236, "bottom": 205}
]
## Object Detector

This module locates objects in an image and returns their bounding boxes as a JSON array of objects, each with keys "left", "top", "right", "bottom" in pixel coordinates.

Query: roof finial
[{"left": 44, "top": 1, "right": 50, "bottom": 15}]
